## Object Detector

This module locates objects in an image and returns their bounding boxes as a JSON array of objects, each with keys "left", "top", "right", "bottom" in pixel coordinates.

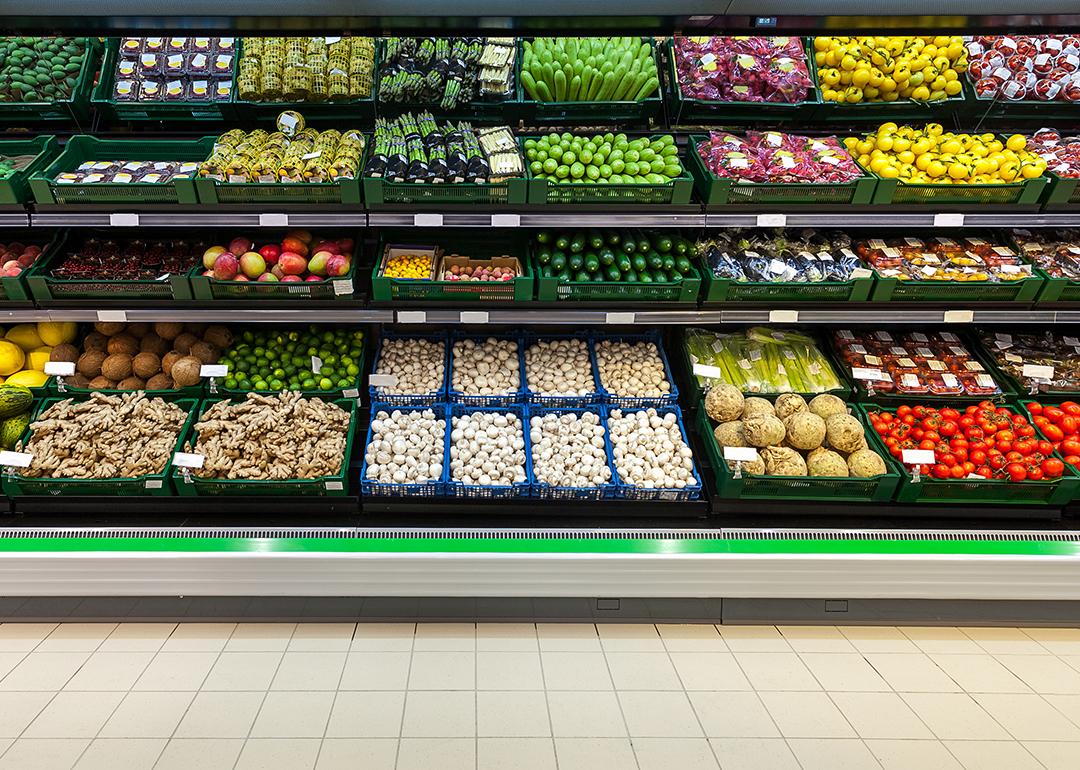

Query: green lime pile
[
  {"left": 525, "top": 132, "right": 683, "bottom": 185},
  {"left": 220, "top": 326, "right": 365, "bottom": 392}
]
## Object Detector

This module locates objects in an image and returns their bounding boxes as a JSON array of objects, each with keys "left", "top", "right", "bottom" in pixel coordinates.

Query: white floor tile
[
  {"left": 36, "top": 624, "right": 116, "bottom": 653},
  {"left": 396, "top": 737, "right": 474, "bottom": 770},
  {"left": 1022, "top": 740, "right": 1080, "bottom": 770},
  {"left": 153, "top": 738, "right": 244, "bottom": 770},
  {"left": 928, "top": 653, "right": 1031, "bottom": 693},
  {"left": 224, "top": 623, "right": 296, "bottom": 652},
  {"left": 478, "top": 737, "right": 557, "bottom": 770},
  {"left": 159, "top": 624, "right": 235, "bottom": 653},
  {"left": 688, "top": 691, "right": 779, "bottom": 738},
  {"left": 717, "top": 625, "right": 791, "bottom": 652},
  {"left": 541, "top": 652, "right": 613, "bottom": 691},
  {"left": 709, "top": 738, "right": 801, "bottom": 770},
  {"left": 971, "top": 692, "right": 1080, "bottom": 740},
  {"left": 555, "top": 738, "right": 636, "bottom": 770},
  {"left": 249, "top": 691, "right": 334, "bottom": 738},
  {"left": 0, "top": 651, "right": 90, "bottom": 691},
  {"left": 406, "top": 651, "right": 474, "bottom": 689},
  {"left": 759, "top": 691, "right": 856, "bottom": 738},
  {"left": 22, "top": 691, "right": 124, "bottom": 739},
  {"left": 838, "top": 627, "right": 919, "bottom": 654},
  {"left": 401, "top": 691, "right": 475, "bottom": 737},
  {"left": 830, "top": 692, "right": 934, "bottom": 739},
  {"left": 173, "top": 691, "right": 264, "bottom": 738},
  {"left": 412, "top": 623, "right": 475, "bottom": 651},
  {"left": 734, "top": 652, "right": 821, "bottom": 691},
  {"left": 98, "top": 692, "right": 194, "bottom": 739},
  {"left": 899, "top": 692, "right": 1010, "bottom": 740},
  {"left": 0, "top": 653, "right": 24, "bottom": 682},
  {"left": 547, "top": 691, "right": 627, "bottom": 737},
  {"left": 799, "top": 652, "right": 891, "bottom": 691},
  {"left": 202, "top": 652, "right": 283, "bottom": 692},
  {"left": 788, "top": 738, "right": 883, "bottom": 769},
  {"left": 0, "top": 623, "right": 57, "bottom": 652},
  {"left": 0, "top": 691, "right": 54, "bottom": 737},
  {"left": 536, "top": 623, "right": 601, "bottom": 652},
  {"left": 98, "top": 624, "right": 176, "bottom": 653},
  {"left": 633, "top": 737, "right": 719, "bottom": 770},
  {"left": 63, "top": 651, "right": 154, "bottom": 691},
  {"left": 618, "top": 691, "right": 702, "bottom": 737},
  {"left": 778, "top": 626, "right": 856, "bottom": 653},
  {"left": 1022, "top": 627, "right": 1080, "bottom": 655},
  {"left": 1043, "top": 693, "right": 1080, "bottom": 726},
  {"left": 605, "top": 651, "right": 682, "bottom": 690},
  {"left": 314, "top": 738, "right": 397, "bottom": 770},
  {"left": 476, "top": 623, "right": 537, "bottom": 651},
  {"left": 995, "top": 654, "right": 1080, "bottom": 694},
  {"left": 350, "top": 623, "right": 414, "bottom": 652},
  {"left": 962, "top": 627, "right": 1049, "bottom": 655},
  {"left": 287, "top": 624, "right": 355, "bottom": 652},
  {"left": 234, "top": 738, "right": 320, "bottom": 770},
  {"left": 337, "top": 651, "right": 410, "bottom": 690},
  {"left": 270, "top": 652, "right": 345, "bottom": 691},
  {"left": 901, "top": 627, "right": 982, "bottom": 654},
  {"left": 0, "top": 739, "right": 90, "bottom": 770},
  {"left": 656, "top": 624, "right": 727, "bottom": 652},
  {"left": 132, "top": 652, "right": 217, "bottom": 691},
  {"left": 596, "top": 624, "right": 665, "bottom": 652},
  {"left": 669, "top": 652, "right": 751, "bottom": 690},
  {"left": 476, "top": 651, "right": 544, "bottom": 690},
  {"left": 477, "top": 691, "right": 550, "bottom": 737},
  {"left": 866, "top": 739, "right": 964, "bottom": 770},
  {"left": 863, "top": 653, "right": 961, "bottom": 692},
  {"left": 324, "top": 691, "right": 405, "bottom": 738},
  {"left": 73, "top": 738, "right": 165, "bottom": 769},
  {"left": 942, "top": 740, "right": 1044, "bottom": 770}
]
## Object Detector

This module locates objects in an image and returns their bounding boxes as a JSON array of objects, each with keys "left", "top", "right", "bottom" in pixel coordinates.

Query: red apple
[
  {"left": 203, "top": 269, "right": 214, "bottom": 276},
  {"left": 338, "top": 237, "right": 355, "bottom": 254},
  {"left": 307, "top": 250, "right": 333, "bottom": 276},
  {"left": 279, "top": 252, "right": 308, "bottom": 275},
  {"left": 258, "top": 244, "right": 281, "bottom": 265},
  {"left": 325, "top": 254, "right": 350, "bottom": 277},
  {"left": 16, "top": 252, "right": 36, "bottom": 267},
  {"left": 202, "top": 245, "right": 226, "bottom": 270},
  {"left": 239, "top": 251, "right": 267, "bottom": 279},
  {"left": 281, "top": 274, "right": 302, "bottom": 282},
  {"left": 234, "top": 275, "right": 250, "bottom": 282},
  {"left": 281, "top": 237, "right": 308, "bottom": 257},
  {"left": 305, "top": 275, "right": 323, "bottom": 282},
  {"left": 284, "top": 229, "right": 313, "bottom": 245},
  {"left": 228, "top": 237, "right": 253, "bottom": 256},
  {"left": 213, "top": 252, "right": 239, "bottom": 281},
  {"left": 257, "top": 272, "right": 279, "bottom": 282}
]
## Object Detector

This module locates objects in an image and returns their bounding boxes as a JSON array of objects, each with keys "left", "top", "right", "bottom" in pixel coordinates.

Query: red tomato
[
  {"left": 1029, "top": 402, "right": 1044, "bottom": 415},
  {"left": 1034, "top": 415, "right": 1051, "bottom": 428},
  {"left": 918, "top": 439, "right": 936, "bottom": 451},
  {"left": 989, "top": 454, "right": 1008, "bottom": 470},
  {"left": 939, "top": 422, "right": 958, "bottom": 438},
  {"left": 932, "top": 464, "right": 952, "bottom": 479},
  {"left": 962, "top": 461, "right": 976, "bottom": 474},
  {"left": 997, "top": 440, "right": 1013, "bottom": 453},
  {"left": 970, "top": 449, "right": 987, "bottom": 465},
  {"left": 940, "top": 453, "right": 957, "bottom": 467},
  {"left": 1016, "top": 425, "right": 1036, "bottom": 438},
  {"left": 1028, "top": 467, "right": 1045, "bottom": 481},
  {"left": 1038, "top": 440, "right": 1055, "bottom": 457},
  {"left": 976, "top": 467, "right": 993, "bottom": 479},
  {"left": 897, "top": 405, "right": 912, "bottom": 417},
  {"left": 941, "top": 407, "right": 960, "bottom": 420},
  {"left": 996, "top": 429, "right": 1015, "bottom": 443},
  {"left": 1007, "top": 463, "right": 1028, "bottom": 481},
  {"left": 1042, "top": 424, "right": 1065, "bottom": 442},
  {"left": 1006, "top": 451, "right": 1024, "bottom": 462},
  {"left": 1015, "top": 439, "right": 1038, "bottom": 456},
  {"left": 950, "top": 465, "right": 967, "bottom": 479},
  {"left": 1042, "top": 458, "right": 1065, "bottom": 478},
  {"left": 959, "top": 415, "right": 975, "bottom": 429},
  {"left": 1063, "top": 438, "right": 1080, "bottom": 457},
  {"left": 1062, "top": 402, "right": 1080, "bottom": 417},
  {"left": 1060, "top": 416, "right": 1078, "bottom": 436},
  {"left": 1045, "top": 407, "right": 1065, "bottom": 423},
  {"left": 923, "top": 430, "right": 941, "bottom": 443},
  {"left": 1066, "top": 455, "right": 1080, "bottom": 468}
]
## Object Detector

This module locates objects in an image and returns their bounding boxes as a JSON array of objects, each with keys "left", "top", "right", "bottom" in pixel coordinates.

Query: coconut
[
  {"left": 116, "top": 376, "right": 146, "bottom": 391},
  {"left": 825, "top": 413, "right": 867, "bottom": 454},
  {"left": 82, "top": 331, "right": 108, "bottom": 351},
  {"left": 806, "top": 447, "right": 849, "bottom": 477},
  {"left": 809, "top": 393, "right": 847, "bottom": 420},
  {"left": 88, "top": 376, "right": 116, "bottom": 390},
  {"left": 69, "top": 373, "right": 90, "bottom": 389},
  {"left": 726, "top": 450, "right": 765, "bottom": 475},
  {"left": 784, "top": 411, "right": 826, "bottom": 451},
  {"left": 172, "top": 332, "right": 199, "bottom": 355},
  {"left": 126, "top": 322, "right": 150, "bottom": 338},
  {"left": 741, "top": 397, "right": 776, "bottom": 419},
  {"left": 132, "top": 352, "right": 162, "bottom": 379},
  {"left": 76, "top": 350, "right": 107, "bottom": 378},
  {"left": 188, "top": 341, "right": 219, "bottom": 365},
  {"left": 161, "top": 350, "right": 183, "bottom": 376},
  {"left": 774, "top": 393, "right": 808, "bottom": 420},
  {"left": 106, "top": 333, "right": 139, "bottom": 356},
  {"left": 184, "top": 322, "right": 208, "bottom": 335},
  {"left": 153, "top": 322, "right": 184, "bottom": 341},
  {"left": 761, "top": 446, "right": 807, "bottom": 476},
  {"left": 139, "top": 333, "right": 171, "bottom": 357},
  {"left": 170, "top": 355, "right": 203, "bottom": 387},
  {"left": 848, "top": 448, "right": 887, "bottom": 478},
  {"left": 713, "top": 420, "right": 746, "bottom": 448},
  {"left": 704, "top": 383, "right": 744, "bottom": 423},
  {"left": 101, "top": 353, "right": 133, "bottom": 382},
  {"left": 202, "top": 325, "right": 233, "bottom": 350},
  {"left": 743, "top": 414, "right": 786, "bottom": 448},
  {"left": 145, "top": 373, "right": 174, "bottom": 391},
  {"left": 49, "top": 343, "right": 79, "bottom": 364},
  {"left": 93, "top": 321, "right": 125, "bottom": 337}
]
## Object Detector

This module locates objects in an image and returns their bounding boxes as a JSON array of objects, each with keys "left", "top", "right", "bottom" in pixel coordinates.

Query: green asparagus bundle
[{"left": 685, "top": 327, "right": 843, "bottom": 394}]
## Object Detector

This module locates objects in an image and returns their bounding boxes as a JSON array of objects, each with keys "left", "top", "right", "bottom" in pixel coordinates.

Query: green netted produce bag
[{"left": 685, "top": 326, "right": 843, "bottom": 394}]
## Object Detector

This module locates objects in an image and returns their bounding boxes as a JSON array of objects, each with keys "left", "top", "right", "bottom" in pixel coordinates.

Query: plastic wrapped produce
[
  {"left": 980, "top": 331, "right": 1080, "bottom": 393},
  {"left": 696, "top": 131, "right": 863, "bottom": 184},
  {"left": 854, "top": 234, "right": 1034, "bottom": 283},
  {"left": 1012, "top": 228, "right": 1080, "bottom": 280},
  {"left": 685, "top": 327, "right": 843, "bottom": 394},
  {"left": 1027, "top": 128, "right": 1080, "bottom": 178},
  {"left": 696, "top": 228, "right": 864, "bottom": 283},
  {"left": 673, "top": 36, "right": 813, "bottom": 103},
  {"left": 966, "top": 36, "right": 1080, "bottom": 102}
]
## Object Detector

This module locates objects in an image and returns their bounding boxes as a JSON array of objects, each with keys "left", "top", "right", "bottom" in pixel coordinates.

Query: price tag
[
  {"left": 0, "top": 451, "right": 32, "bottom": 468},
  {"left": 200, "top": 364, "right": 228, "bottom": 378},
  {"left": 1004, "top": 353, "right": 1023, "bottom": 363},
  {"left": 369, "top": 373, "right": 399, "bottom": 387},
  {"left": 144, "top": 479, "right": 163, "bottom": 489},
  {"left": 768, "top": 309, "right": 798, "bottom": 323},
  {"left": 332, "top": 279, "right": 353, "bottom": 296},
  {"left": 460, "top": 310, "right": 489, "bottom": 324},
  {"left": 943, "top": 310, "right": 974, "bottom": 323},
  {"left": 397, "top": 310, "right": 428, "bottom": 324},
  {"left": 311, "top": 356, "right": 323, "bottom": 374},
  {"left": 901, "top": 449, "right": 936, "bottom": 465},
  {"left": 490, "top": 214, "right": 520, "bottom": 227},
  {"left": 414, "top": 213, "right": 443, "bottom": 227},
  {"left": 850, "top": 267, "right": 873, "bottom": 279},
  {"left": 43, "top": 361, "right": 75, "bottom": 376},
  {"left": 342, "top": 388, "right": 360, "bottom": 398},
  {"left": 605, "top": 312, "right": 635, "bottom": 325},
  {"left": 172, "top": 452, "right": 205, "bottom": 469},
  {"left": 692, "top": 363, "right": 723, "bottom": 379},
  {"left": 324, "top": 480, "right": 344, "bottom": 491},
  {"left": 723, "top": 446, "right": 759, "bottom": 462},
  {"left": 756, "top": 213, "right": 787, "bottom": 228},
  {"left": 259, "top": 213, "right": 289, "bottom": 227},
  {"left": 851, "top": 367, "right": 886, "bottom": 381},
  {"left": 109, "top": 213, "right": 139, "bottom": 227},
  {"left": 1023, "top": 363, "right": 1055, "bottom": 380},
  {"left": 96, "top": 310, "right": 127, "bottom": 322},
  {"left": 933, "top": 213, "right": 965, "bottom": 227}
]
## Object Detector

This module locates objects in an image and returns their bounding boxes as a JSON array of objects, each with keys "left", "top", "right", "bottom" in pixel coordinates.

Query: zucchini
[
  {"left": 634, "top": 76, "right": 659, "bottom": 101},
  {"left": 536, "top": 80, "right": 554, "bottom": 102},
  {"left": 521, "top": 71, "right": 541, "bottom": 100},
  {"left": 568, "top": 74, "right": 581, "bottom": 101},
  {"left": 596, "top": 70, "right": 617, "bottom": 100},
  {"left": 554, "top": 68, "right": 567, "bottom": 101}
]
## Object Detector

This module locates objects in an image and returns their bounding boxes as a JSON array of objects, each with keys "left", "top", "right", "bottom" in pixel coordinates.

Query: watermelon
[{"left": 0, "top": 384, "right": 32, "bottom": 419}]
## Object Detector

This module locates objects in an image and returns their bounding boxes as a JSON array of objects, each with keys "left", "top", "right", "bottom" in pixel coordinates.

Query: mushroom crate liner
[
  {"left": 1, "top": 394, "right": 199, "bottom": 497},
  {"left": 173, "top": 394, "right": 358, "bottom": 497}
]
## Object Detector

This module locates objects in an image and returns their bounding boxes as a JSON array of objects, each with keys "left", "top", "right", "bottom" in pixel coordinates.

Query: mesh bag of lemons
[
  {"left": 844, "top": 123, "right": 1048, "bottom": 184},
  {"left": 813, "top": 36, "right": 966, "bottom": 104}
]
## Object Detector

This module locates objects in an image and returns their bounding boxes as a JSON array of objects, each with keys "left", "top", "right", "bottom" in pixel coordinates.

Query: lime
[
  {"left": 302, "top": 378, "right": 316, "bottom": 389},
  {"left": 562, "top": 151, "right": 576, "bottom": 165},
  {"left": 570, "top": 162, "right": 585, "bottom": 179},
  {"left": 224, "top": 377, "right": 237, "bottom": 389},
  {"left": 319, "top": 377, "right": 333, "bottom": 390},
  {"left": 555, "top": 164, "right": 570, "bottom": 179},
  {"left": 542, "top": 158, "right": 557, "bottom": 174},
  {"left": 530, "top": 161, "right": 543, "bottom": 175}
]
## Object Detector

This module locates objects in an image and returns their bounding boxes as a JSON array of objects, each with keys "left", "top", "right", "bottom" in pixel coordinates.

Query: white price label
[
  {"left": 849, "top": 267, "right": 873, "bottom": 279},
  {"left": 692, "top": 363, "right": 723, "bottom": 379},
  {"left": 172, "top": 452, "right": 205, "bottom": 469},
  {"left": 934, "top": 213, "right": 965, "bottom": 227},
  {"left": 144, "top": 479, "right": 163, "bottom": 489},
  {"left": 43, "top": 361, "right": 75, "bottom": 376},
  {"left": 902, "top": 449, "right": 937, "bottom": 465},
  {"left": 311, "top": 356, "right": 323, "bottom": 374},
  {"left": 1005, "top": 353, "right": 1023, "bottom": 363},
  {"left": 324, "top": 480, "right": 344, "bottom": 491},
  {"left": 851, "top": 367, "right": 886, "bottom": 381},
  {"left": 460, "top": 311, "right": 489, "bottom": 324},
  {"left": 259, "top": 213, "right": 288, "bottom": 227},
  {"left": 369, "top": 373, "right": 399, "bottom": 387},
  {"left": 723, "top": 446, "right": 759, "bottom": 462},
  {"left": 756, "top": 213, "right": 787, "bottom": 227},
  {"left": 0, "top": 451, "right": 32, "bottom": 468},
  {"left": 342, "top": 388, "right": 360, "bottom": 398},
  {"left": 397, "top": 310, "right": 428, "bottom": 324},
  {"left": 943, "top": 310, "right": 974, "bottom": 323},
  {"left": 109, "top": 213, "right": 139, "bottom": 226},
  {"left": 332, "top": 279, "right": 353, "bottom": 296},
  {"left": 1023, "top": 363, "right": 1055, "bottom": 380},
  {"left": 490, "top": 214, "right": 520, "bottom": 227},
  {"left": 605, "top": 312, "right": 636, "bottom": 325},
  {"left": 414, "top": 213, "right": 443, "bottom": 227},
  {"left": 96, "top": 310, "right": 127, "bottom": 322},
  {"left": 200, "top": 364, "right": 228, "bottom": 378},
  {"left": 768, "top": 309, "right": 798, "bottom": 323}
]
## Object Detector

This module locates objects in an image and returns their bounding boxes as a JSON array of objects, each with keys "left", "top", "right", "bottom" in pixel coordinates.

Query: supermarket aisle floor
[{"left": 1, "top": 623, "right": 1080, "bottom": 769}]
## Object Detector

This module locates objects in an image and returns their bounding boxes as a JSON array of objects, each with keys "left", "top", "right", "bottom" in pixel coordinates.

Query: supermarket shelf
[
  {"left": 0, "top": 213, "right": 31, "bottom": 227},
  {"left": 30, "top": 210, "right": 367, "bottom": 229},
  {"left": 704, "top": 212, "right": 1080, "bottom": 228},
  {"left": 19, "top": 308, "right": 394, "bottom": 323},
  {"left": 367, "top": 210, "right": 707, "bottom": 228}
]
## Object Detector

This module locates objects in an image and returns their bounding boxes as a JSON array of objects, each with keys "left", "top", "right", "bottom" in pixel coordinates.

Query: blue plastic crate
[
  {"left": 359, "top": 403, "right": 449, "bottom": 498},
  {"left": 526, "top": 406, "right": 618, "bottom": 501},
  {"left": 445, "top": 404, "right": 532, "bottom": 500},
  {"left": 605, "top": 404, "right": 703, "bottom": 502},
  {"left": 368, "top": 331, "right": 449, "bottom": 406},
  {"left": 592, "top": 331, "right": 680, "bottom": 409},
  {"left": 447, "top": 332, "right": 527, "bottom": 407},
  {"left": 522, "top": 332, "right": 604, "bottom": 408}
]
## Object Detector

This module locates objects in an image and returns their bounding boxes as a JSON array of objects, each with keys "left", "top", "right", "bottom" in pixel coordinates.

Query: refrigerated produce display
[{"left": 4, "top": 5, "right": 1080, "bottom": 618}]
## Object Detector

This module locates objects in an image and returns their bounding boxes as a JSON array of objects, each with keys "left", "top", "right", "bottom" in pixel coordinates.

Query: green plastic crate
[
  {"left": 25, "top": 231, "right": 195, "bottom": 303},
  {"left": 532, "top": 240, "right": 701, "bottom": 302},
  {"left": 515, "top": 37, "right": 663, "bottom": 125},
  {"left": 0, "top": 136, "right": 60, "bottom": 205},
  {"left": 372, "top": 232, "right": 533, "bottom": 303},
  {"left": 0, "top": 37, "right": 99, "bottom": 125},
  {"left": 687, "top": 133, "right": 877, "bottom": 208},
  {"left": 29, "top": 135, "right": 213, "bottom": 206},
  {"left": 860, "top": 403, "right": 1080, "bottom": 505},
  {"left": 1043, "top": 170, "right": 1080, "bottom": 210},
  {"left": 1033, "top": 270, "right": 1080, "bottom": 304},
  {"left": 90, "top": 38, "right": 233, "bottom": 122},
  {"left": 869, "top": 273, "right": 1043, "bottom": 303},
  {"left": 173, "top": 395, "right": 357, "bottom": 496},
  {"left": 870, "top": 174, "right": 1049, "bottom": 206},
  {"left": 696, "top": 406, "right": 900, "bottom": 502},
  {"left": 189, "top": 253, "right": 359, "bottom": 301},
  {"left": 1, "top": 395, "right": 198, "bottom": 497},
  {"left": 699, "top": 269, "right": 875, "bottom": 304},
  {"left": 196, "top": 176, "right": 363, "bottom": 205}
]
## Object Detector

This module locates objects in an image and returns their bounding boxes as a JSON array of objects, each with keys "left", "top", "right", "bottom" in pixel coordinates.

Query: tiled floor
[{"left": 0, "top": 623, "right": 1080, "bottom": 768}]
